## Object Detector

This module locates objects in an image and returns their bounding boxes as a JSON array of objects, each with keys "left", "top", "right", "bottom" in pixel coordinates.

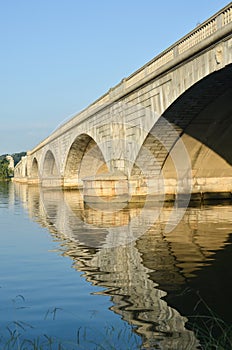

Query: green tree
[
  {"left": 12, "top": 152, "right": 26, "bottom": 166},
  {"left": 0, "top": 158, "right": 13, "bottom": 179}
]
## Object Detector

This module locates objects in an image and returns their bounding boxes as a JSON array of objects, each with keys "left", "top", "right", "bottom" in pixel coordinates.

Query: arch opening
[
  {"left": 43, "top": 150, "right": 59, "bottom": 177},
  {"left": 131, "top": 65, "right": 232, "bottom": 198},
  {"left": 64, "top": 134, "right": 108, "bottom": 188},
  {"left": 31, "top": 158, "right": 39, "bottom": 178}
]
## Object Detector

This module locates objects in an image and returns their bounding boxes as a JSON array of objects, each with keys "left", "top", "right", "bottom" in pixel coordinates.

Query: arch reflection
[{"left": 14, "top": 183, "right": 232, "bottom": 349}]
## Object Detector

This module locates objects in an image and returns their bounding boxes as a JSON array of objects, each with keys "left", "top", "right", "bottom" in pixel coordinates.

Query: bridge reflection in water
[{"left": 14, "top": 183, "right": 232, "bottom": 349}]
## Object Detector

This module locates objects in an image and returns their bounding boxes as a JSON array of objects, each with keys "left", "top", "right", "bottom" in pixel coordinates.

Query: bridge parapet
[
  {"left": 125, "top": 3, "right": 231, "bottom": 89},
  {"left": 27, "top": 3, "right": 232, "bottom": 155}
]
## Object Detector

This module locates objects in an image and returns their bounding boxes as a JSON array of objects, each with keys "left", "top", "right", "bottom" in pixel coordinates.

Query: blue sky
[{"left": 0, "top": 0, "right": 230, "bottom": 155}]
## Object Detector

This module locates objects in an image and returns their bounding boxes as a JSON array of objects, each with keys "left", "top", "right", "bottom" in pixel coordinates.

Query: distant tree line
[
  {"left": 0, "top": 158, "right": 12, "bottom": 179},
  {"left": 0, "top": 152, "right": 26, "bottom": 180},
  {"left": 11, "top": 152, "right": 27, "bottom": 166}
]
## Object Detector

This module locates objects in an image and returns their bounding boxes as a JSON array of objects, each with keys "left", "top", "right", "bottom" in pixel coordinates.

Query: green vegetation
[
  {"left": 0, "top": 294, "right": 141, "bottom": 350},
  {"left": 12, "top": 151, "right": 26, "bottom": 166},
  {"left": 1, "top": 319, "right": 232, "bottom": 350},
  {"left": 0, "top": 152, "right": 26, "bottom": 180},
  {"left": 188, "top": 293, "right": 232, "bottom": 350},
  {"left": 1, "top": 291, "right": 232, "bottom": 349},
  {"left": 1, "top": 323, "right": 141, "bottom": 350},
  {"left": 0, "top": 158, "right": 13, "bottom": 179}
]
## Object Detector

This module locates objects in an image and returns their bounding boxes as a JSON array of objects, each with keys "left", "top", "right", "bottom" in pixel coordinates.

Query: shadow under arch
[
  {"left": 42, "top": 150, "right": 59, "bottom": 177},
  {"left": 131, "top": 64, "right": 232, "bottom": 194},
  {"left": 31, "top": 157, "right": 39, "bottom": 178},
  {"left": 64, "top": 133, "right": 109, "bottom": 187}
]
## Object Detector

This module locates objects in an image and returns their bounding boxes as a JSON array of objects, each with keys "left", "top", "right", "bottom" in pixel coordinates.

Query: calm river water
[{"left": 1, "top": 181, "right": 232, "bottom": 349}]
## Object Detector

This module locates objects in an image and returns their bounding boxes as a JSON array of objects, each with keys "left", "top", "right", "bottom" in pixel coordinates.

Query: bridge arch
[
  {"left": 42, "top": 150, "right": 59, "bottom": 177},
  {"left": 131, "top": 64, "right": 232, "bottom": 196},
  {"left": 14, "top": 156, "right": 28, "bottom": 180},
  {"left": 63, "top": 133, "right": 109, "bottom": 187},
  {"left": 31, "top": 157, "right": 39, "bottom": 178}
]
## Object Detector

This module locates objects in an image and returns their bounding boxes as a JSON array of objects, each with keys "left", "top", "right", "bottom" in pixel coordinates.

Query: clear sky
[{"left": 0, "top": 0, "right": 230, "bottom": 155}]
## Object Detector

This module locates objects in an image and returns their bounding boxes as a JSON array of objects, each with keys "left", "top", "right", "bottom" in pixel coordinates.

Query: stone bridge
[{"left": 14, "top": 3, "right": 232, "bottom": 202}]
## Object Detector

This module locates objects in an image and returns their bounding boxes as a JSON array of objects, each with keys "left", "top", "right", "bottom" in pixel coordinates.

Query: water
[{"left": 1, "top": 181, "right": 232, "bottom": 349}]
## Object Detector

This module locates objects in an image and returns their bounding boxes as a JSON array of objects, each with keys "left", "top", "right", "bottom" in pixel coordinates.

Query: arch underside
[
  {"left": 131, "top": 64, "right": 232, "bottom": 196},
  {"left": 31, "top": 158, "right": 39, "bottom": 178},
  {"left": 64, "top": 134, "right": 108, "bottom": 187},
  {"left": 43, "top": 150, "right": 59, "bottom": 177}
]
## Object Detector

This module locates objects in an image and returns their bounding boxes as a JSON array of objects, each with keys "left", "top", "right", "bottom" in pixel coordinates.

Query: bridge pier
[
  {"left": 82, "top": 174, "right": 232, "bottom": 204},
  {"left": 63, "top": 177, "right": 82, "bottom": 189},
  {"left": 41, "top": 177, "right": 63, "bottom": 188},
  {"left": 82, "top": 174, "right": 178, "bottom": 204},
  {"left": 82, "top": 173, "right": 129, "bottom": 203},
  {"left": 27, "top": 177, "right": 40, "bottom": 185}
]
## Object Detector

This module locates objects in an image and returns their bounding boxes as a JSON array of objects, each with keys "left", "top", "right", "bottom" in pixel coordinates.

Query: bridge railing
[
  {"left": 124, "top": 2, "right": 231, "bottom": 89},
  {"left": 177, "top": 18, "right": 217, "bottom": 54},
  {"left": 30, "top": 3, "right": 232, "bottom": 153}
]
